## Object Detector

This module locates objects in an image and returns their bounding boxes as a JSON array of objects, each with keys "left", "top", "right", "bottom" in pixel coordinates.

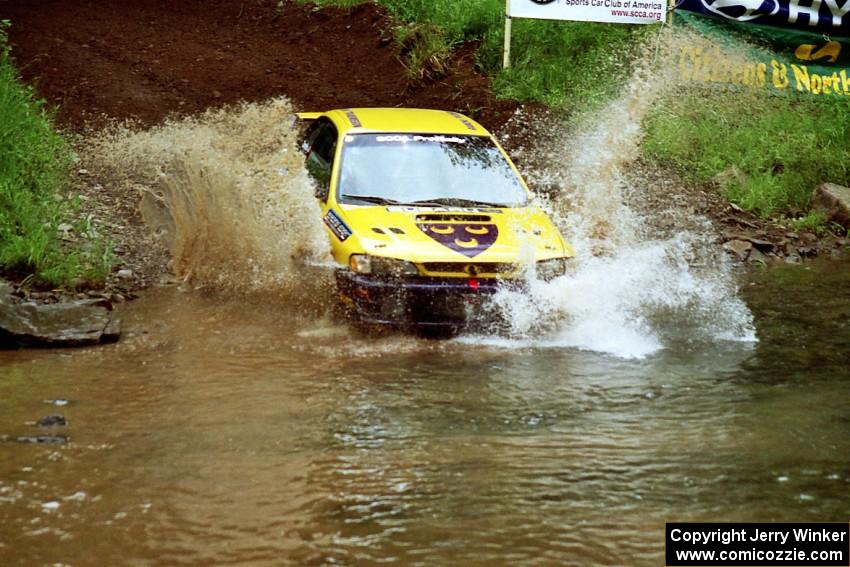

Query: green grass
[
  {"left": 393, "top": 23, "right": 456, "bottom": 83},
  {"left": 485, "top": 19, "right": 645, "bottom": 107},
  {"left": 788, "top": 211, "right": 827, "bottom": 233},
  {"left": 642, "top": 89, "right": 850, "bottom": 218},
  {"left": 0, "top": 20, "right": 111, "bottom": 287}
]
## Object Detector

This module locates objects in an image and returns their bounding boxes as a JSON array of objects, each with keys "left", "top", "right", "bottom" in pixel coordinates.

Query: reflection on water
[{"left": 1, "top": 260, "right": 849, "bottom": 566}]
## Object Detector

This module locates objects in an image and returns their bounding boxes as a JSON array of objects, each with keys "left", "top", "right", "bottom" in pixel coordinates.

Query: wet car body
[{"left": 297, "top": 108, "right": 573, "bottom": 330}]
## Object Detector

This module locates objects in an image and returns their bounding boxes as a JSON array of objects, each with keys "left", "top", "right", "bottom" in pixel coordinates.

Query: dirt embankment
[{"left": 0, "top": 0, "right": 515, "bottom": 129}]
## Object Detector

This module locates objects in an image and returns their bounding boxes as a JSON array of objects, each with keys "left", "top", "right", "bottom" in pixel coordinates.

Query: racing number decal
[
  {"left": 417, "top": 223, "right": 498, "bottom": 258},
  {"left": 324, "top": 210, "right": 352, "bottom": 242}
]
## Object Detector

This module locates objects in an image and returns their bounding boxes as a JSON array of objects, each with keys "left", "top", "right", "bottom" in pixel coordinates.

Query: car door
[{"left": 302, "top": 117, "right": 356, "bottom": 264}]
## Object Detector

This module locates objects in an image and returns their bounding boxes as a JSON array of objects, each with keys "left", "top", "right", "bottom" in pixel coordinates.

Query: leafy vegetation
[
  {"left": 787, "top": 211, "right": 828, "bottom": 234},
  {"left": 642, "top": 89, "right": 850, "bottom": 218},
  {"left": 485, "top": 18, "right": 643, "bottom": 107},
  {"left": 394, "top": 23, "right": 456, "bottom": 83},
  {"left": 0, "top": 20, "right": 110, "bottom": 287}
]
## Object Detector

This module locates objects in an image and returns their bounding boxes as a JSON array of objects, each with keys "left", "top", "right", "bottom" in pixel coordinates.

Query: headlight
[
  {"left": 349, "top": 255, "right": 419, "bottom": 277},
  {"left": 536, "top": 257, "right": 572, "bottom": 281},
  {"left": 349, "top": 254, "right": 373, "bottom": 274}
]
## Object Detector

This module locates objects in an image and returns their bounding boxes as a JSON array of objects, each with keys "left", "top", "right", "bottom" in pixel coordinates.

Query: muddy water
[{"left": 2, "top": 260, "right": 849, "bottom": 566}]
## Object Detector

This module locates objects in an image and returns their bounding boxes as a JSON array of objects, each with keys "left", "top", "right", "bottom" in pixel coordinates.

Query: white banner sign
[{"left": 508, "top": 0, "right": 666, "bottom": 24}]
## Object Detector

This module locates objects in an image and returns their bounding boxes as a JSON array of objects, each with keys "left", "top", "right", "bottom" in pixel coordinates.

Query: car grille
[{"left": 420, "top": 262, "right": 517, "bottom": 277}]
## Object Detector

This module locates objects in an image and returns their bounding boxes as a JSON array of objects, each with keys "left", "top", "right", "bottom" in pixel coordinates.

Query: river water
[{"left": 1, "top": 259, "right": 849, "bottom": 566}]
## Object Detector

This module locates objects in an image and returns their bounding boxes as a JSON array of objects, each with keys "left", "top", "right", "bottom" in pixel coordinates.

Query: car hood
[{"left": 334, "top": 204, "right": 572, "bottom": 264}]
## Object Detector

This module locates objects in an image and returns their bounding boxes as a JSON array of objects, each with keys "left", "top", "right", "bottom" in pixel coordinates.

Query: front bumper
[{"left": 335, "top": 271, "right": 524, "bottom": 329}]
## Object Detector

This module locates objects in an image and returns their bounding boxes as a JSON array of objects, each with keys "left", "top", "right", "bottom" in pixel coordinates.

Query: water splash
[
  {"left": 480, "top": 29, "right": 757, "bottom": 358},
  {"left": 85, "top": 98, "right": 331, "bottom": 298},
  {"left": 80, "top": 32, "right": 758, "bottom": 354}
]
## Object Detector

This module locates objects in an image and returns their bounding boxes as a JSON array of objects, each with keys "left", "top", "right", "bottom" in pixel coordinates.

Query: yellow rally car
[{"left": 297, "top": 108, "right": 574, "bottom": 330}]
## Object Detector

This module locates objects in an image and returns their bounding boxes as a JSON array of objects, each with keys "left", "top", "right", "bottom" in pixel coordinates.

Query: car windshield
[{"left": 337, "top": 133, "right": 528, "bottom": 207}]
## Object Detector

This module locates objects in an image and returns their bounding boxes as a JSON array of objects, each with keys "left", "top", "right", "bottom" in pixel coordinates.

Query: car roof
[{"left": 310, "top": 108, "right": 491, "bottom": 136}]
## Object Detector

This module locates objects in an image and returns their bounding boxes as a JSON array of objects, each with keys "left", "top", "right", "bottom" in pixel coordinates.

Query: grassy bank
[
  {"left": 0, "top": 20, "right": 110, "bottom": 287},
  {"left": 643, "top": 89, "right": 850, "bottom": 221}
]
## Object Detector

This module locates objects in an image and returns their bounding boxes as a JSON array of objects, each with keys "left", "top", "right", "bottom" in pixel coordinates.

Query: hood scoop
[
  {"left": 416, "top": 213, "right": 492, "bottom": 223},
  {"left": 372, "top": 227, "right": 406, "bottom": 235}
]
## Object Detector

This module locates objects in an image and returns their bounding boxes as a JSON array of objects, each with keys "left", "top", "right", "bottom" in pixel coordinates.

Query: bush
[
  {"left": 394, "top": 23, "right": 456, "bottom": 83},
  {"left": 0, "top": 20, "right": 110, "bottom": 286}
]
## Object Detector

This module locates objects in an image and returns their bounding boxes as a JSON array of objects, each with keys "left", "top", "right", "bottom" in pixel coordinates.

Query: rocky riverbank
[{"left": 0, "top": 282, "right": 121, "bottom": 348}]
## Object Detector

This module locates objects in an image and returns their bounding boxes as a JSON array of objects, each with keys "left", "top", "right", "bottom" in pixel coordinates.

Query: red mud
[{"left": 0, "top": 0, "right": 517, "bottom": 130}]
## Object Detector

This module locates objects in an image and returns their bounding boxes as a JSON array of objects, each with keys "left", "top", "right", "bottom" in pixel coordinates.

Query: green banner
[{"left": 674, "top": 11, "right": 850, "bottom": 96}]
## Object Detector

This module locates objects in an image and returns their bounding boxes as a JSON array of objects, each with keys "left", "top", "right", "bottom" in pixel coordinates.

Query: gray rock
[
  {"left": 0, "top": 300, "right": 121, "bottom": 348},
  {"left": 748, "top": 238, "right": 775, "bottom": 252},
  {"left": 724, "top": 239, "right": 752, "bottom": 260},
  {"left": 14, "top": 435, "right": 68, "bottom": 444},
  {"left": 722, "top": 233, "right": 775, "bottom": 252},
  {"left": 0, "top": 282, "right": 12, "bottom": 302},
  {"left": 102, "top": 313, "right": 122, "bottom": 343},
  {"left": 28, "top": 291, "right": 55, "bottom": 301},
  {"left": 116, "top": 269, "right": 134, "bottom": 280},
  {"left": 36, "top": 415, "right": 67, "bottom": 428},
  {"left": 748, "top": 248, "right": 769, "bottom": 265},
  {"left": 713, "top": 166, "right": 749, "bottom": 191},
  {"left": 812, "top": 183, "right": 850, "bottom": 228}
]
